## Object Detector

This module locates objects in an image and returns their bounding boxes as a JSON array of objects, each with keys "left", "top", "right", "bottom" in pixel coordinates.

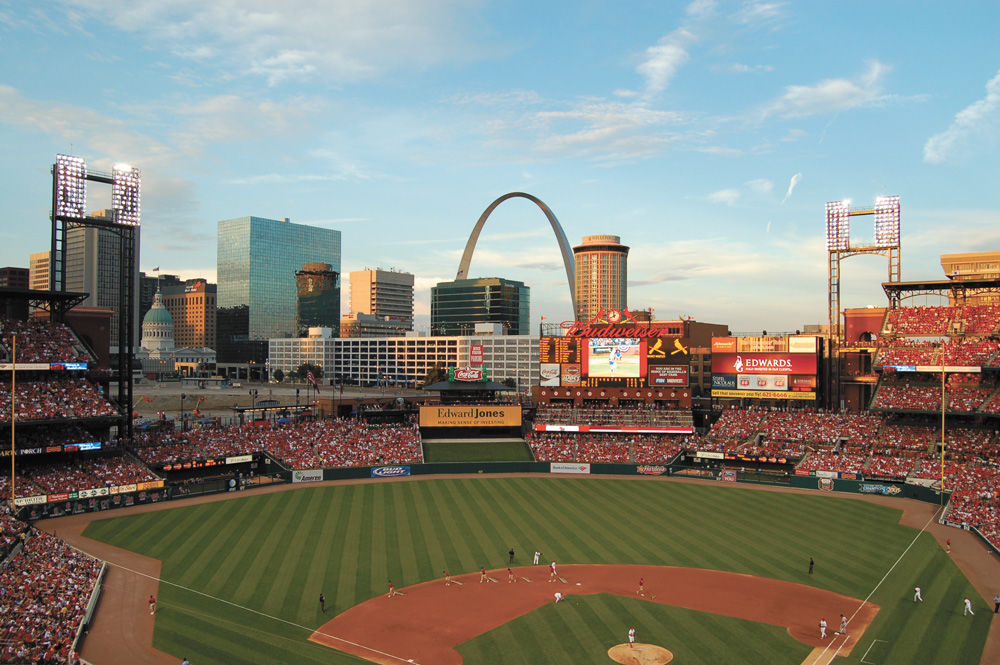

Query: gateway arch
[{"left": 456, "top": 192, "right": 577, "bottom": 316}]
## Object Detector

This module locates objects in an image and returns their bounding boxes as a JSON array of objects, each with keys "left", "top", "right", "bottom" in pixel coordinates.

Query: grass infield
[
  {"left": 83, "top": 477, "right": 989, "bottom": 665},
  {"left": 422, "top": 440, "right": 534, "bottom": 462}
]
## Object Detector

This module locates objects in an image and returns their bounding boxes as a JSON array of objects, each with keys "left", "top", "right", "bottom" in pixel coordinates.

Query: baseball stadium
[{"left": 3, "top": 188, "right": 1000, "bottom": 665}]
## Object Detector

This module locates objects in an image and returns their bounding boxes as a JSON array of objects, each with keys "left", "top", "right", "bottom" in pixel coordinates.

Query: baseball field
[{"left": 79, "top": 477, "right": 990, "bottom": 665}]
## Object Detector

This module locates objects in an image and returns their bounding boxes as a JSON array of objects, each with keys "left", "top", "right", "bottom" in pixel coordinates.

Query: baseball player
[
  {"left": 964, "top": 597, "right": 975, "bottom": 616},
  {"left": 628, "top": 626, "right": 636, "bottom": 648},
  {"left": 533, "top": 551, "right": 541, "bottom": 565},
  {"left": 914, "top": 585, "right": 923, "bottom": 602},
  {"left": 637, "top": 577, "right": 645, "bottom": 596},
  {"left": 839, "top": 614, "right": 847, "bottom": 635},
  {"left": 507, "top": 567, "right": 516, "bottom": 583},
  {"left": 553, "top": 592, "right": 563, "bottom": 603},
  {"left": 387, "top": 580, "right": 395, "bottom": 598},
  {"left": 819, "top": 618, "right": 827, "bottom": 639},
  {"left": 480, "top": 567, "right": 488, "bottom": 583},
  {"left": 148, "top": 595, "right": 157, "bottom": 616},
  {"left": 443, "top": 570, "right": 452, "bottom": 586},
  {"left": 319, "top": 593, "right": 326, "bottom": 613},
  {"left": 549, "top": 560, "right": 557, "bottom": 582}
]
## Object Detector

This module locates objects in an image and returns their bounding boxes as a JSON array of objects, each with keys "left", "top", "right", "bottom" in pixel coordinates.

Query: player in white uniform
[
  {"left": 839, "top": 614, "right": 848, "bottom": 635},
  {"left": 964, "top": 597, "right": 975, "bottom": 616},
  {"left": 914, "top": 585, "right": 923, "bottom": 602},
  {"left": 819, "top": 618, "right": 827, "bottom": 639},
  {"left": 533, "top": 551, "right": 541, "bottom": 565},
  {"left": 628, "top": 626, "right": 635, "bottom": 647},
  {"left": 553, "top": 592, "right": 563, "bottom": 603}
]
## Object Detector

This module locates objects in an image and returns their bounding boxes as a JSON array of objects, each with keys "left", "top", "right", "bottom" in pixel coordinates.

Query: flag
[
  {"left": 307, "top": 370, "right": 320, "bottom": 392},
  {"left": 152, "top": 266, "right": 159, "bottom": 271}
]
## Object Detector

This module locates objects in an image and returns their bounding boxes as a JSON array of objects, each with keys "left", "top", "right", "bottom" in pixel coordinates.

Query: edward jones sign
[
  {"left": 712, "top": 353, "right": 816, "bottom": 375},
  {"left": 420, "top": 405, "right": 522, "bottom": 428}
]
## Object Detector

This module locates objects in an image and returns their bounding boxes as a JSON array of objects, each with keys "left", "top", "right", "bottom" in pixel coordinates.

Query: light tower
[{"left": 825, "top": 195, "right": 900, "bottom": 409}]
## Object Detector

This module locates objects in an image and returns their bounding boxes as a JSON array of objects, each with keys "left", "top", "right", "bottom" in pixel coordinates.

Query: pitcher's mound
[{"left": 608, "top": 643, "right": 674, "bottom": 664}]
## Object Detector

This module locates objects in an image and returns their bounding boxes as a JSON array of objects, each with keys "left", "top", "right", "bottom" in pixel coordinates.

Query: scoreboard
[{"left": 539, "top": 337, "right": 580, "bottom": 364}]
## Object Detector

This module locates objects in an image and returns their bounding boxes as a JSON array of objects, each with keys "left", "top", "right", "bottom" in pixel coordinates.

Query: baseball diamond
[{"left": 47, "top": 475, "right": 995, "bottom": 665}]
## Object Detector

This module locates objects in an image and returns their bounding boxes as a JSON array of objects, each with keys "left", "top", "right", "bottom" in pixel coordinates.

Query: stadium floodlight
[
  {"left": 111, "top": 163, "right": 141, "bottom": 226},
  {"left": 55, "top": 154, "right": 86, "bottom": 219},
  {"left": 825, "top": 200, "right": 850, "bottom": 251},
  {"left": 873, "top": 195, "right": 900, "bottom": 248}
]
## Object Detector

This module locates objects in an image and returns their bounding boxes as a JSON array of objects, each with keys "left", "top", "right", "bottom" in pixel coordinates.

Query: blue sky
[{"left": 1, "top": 0, "right": 998, "bottom": 333}]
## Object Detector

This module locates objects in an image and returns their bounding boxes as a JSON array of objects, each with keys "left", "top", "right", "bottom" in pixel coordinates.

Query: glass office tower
[
  {"left": 217, "top": 216, "right": 341, "bottom": 362},
  {"left": 430, "top": 277, "right": 529, "bottom": 336}
]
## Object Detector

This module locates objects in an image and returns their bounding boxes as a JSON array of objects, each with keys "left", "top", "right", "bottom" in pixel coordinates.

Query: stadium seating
[
  {"left": 883, "top": 305, "right": 956, "bottom": 336},
  {"left": 0, "top": 318, "right": 93, "bottom": 364},
  {"left": 0, "top": 378, "right": 117, "bottom": 422},
  {"left": 0, "top": 530, "right": 103, "bottom": 665}
]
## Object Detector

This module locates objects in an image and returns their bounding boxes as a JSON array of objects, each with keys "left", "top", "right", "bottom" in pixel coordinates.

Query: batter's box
[{"left": 859, "top": 638, "right": 889, "bottom": 664}]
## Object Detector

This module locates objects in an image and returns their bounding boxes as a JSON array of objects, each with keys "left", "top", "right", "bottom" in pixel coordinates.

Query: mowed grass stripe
[
  {"left": 253, "top": 491, "right": 317, "bottom": 610},
  {"left": 81, "top": 477, "right": 990, "bottom": 665}
]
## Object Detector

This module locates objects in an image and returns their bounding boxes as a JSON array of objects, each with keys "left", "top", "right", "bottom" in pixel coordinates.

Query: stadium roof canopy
[
  {"left": 422, "top": 379, "right": 511, "bottom": 392},
  {"left": 882, "top": 277, "right": 1000, "bottom": 306}
]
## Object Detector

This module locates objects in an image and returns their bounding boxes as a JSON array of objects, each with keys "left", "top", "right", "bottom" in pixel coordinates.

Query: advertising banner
[
  {"left": 534, "top": 424, "right": 692, "bottom": 434},
  {"left": 550, "top": 462, "right": 591, "bottom": 474},
  {"left": 419, "top": 405, "right": 522, "bottom": 428},
  {"left": 695, "top": 451, "right": 725, "bottom": 459},
  {"left": 636, "top": 465, "right": 668, "bottom": 475},
  {"left": 136, "top": 481, "right": 164, "bottom": 491},
  {"left": 712, "top": 374, "right": 737, "bottom": 389},
  {"left": 14, "top": 495, "right": 47, "bottom": 506},
  {"left": 77, "top": 487, "right": 109, "bottom": 498},
  {"left": 711, "top": 337, "right": 738, "bottom": 353},
  {"left": 561, "top": 363, "right": 582, "bottom": 386},
  {"left": 470, "top": 344, "right": 484, "bottom": 366},
  {"left": 226, "top": 454, "right": 254, "bottom": 465},
  {"left": 370, "top": 465, "right": 411, "bottom": 478},
  {"left": 720, "top": 470, "right": 737, "bottom": 482},
  {"left": 646, "top": 337, "right": 690, "bottom": 361},
  {"left": 711, "top": 389, "right": 816, "bottom": 400},
  {"left": 648, "top": 365, "right": 688, "bottom": 386},
  {"left": 712, "top": 353, "right": 817, "bottom": 375},
  {"left": 736, "top": 374, "right": 788, "bottom": 391},
  {"left": 736, "top": 337, "right": 787, "bottom": 353},
  {"left": 292, "top": 469, "right": 323, "bottom": 483},
  {"left": 110, "top": 484, "right": 137, "bottom": 495},
  {"left": 791, "top": 375, "right": 817, "bottom": 390},
  {"left": 539, "top": 363, "right": 561, "bottom": 386},
  {"left": 789, "top": 336, "right": 818, "bottom": 353}
]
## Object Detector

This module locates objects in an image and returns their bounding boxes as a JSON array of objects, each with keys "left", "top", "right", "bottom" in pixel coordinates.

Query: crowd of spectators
[
  {"left": 873, "top": 424, "right": 935, "bottom": 454},
  {"left": 872, "top": 382, "right": 941, "bottom": 412},
  {"left": 533, "top": 404, "right": 694, "bottom": 428},
  {"left": 0, "top": 317, "right": 93, "bottom": 364},
  {"left": 0, "top": 511, "right": 29, "bottom": 560},
  {"left": 705, "top": 406, "right": 764, "bottom": 443},
  {"left": 0, "top": 379, "right": 117, "bottom": 422},
  {"left": 525, "top": 431, "right": 686, "bottom": 463},
  {"left": 757, "top": 410, "right": 881, "bottom": 446},
  {"left": 875, "top": 340, "right": 939, "bottom": 367},
  {"left": 18, "top": 457, "right": 157, "bottom": 496},
  {"left": 177, "top": 419, "right": 422, "bottom": 469},
  {"left": 959, "top": 304, "right": 1000, "bottom": 334},
  {"left": 939, "top": 338, "right": 999, "bottom": 367},
  {"left": 797, "top": 450, "right": 866, "bottom": 474},
  {"left": 883, "top": 305, "right": 955, "bottom": 336},
  {"left": 8, "top": 424, "right": 105, "bottom": 451},
  {"left": 864, "top": 455, "right": 917, "bottom": 480},
  {"left": 0, "top": 529, "right": 102, "bottom": 665}
]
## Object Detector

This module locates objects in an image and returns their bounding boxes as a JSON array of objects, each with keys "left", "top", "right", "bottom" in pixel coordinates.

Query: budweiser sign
[{"left": 562, "top": 308, "right": 680, "bottom": 339}]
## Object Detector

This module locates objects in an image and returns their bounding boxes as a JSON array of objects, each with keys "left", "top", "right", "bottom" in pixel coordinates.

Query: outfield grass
[
  {"left": 422, "top": 440, "right": 533, "bottom": 462},
  {"left": 82, "top": 478, "right": 990, "bottom": 665}
]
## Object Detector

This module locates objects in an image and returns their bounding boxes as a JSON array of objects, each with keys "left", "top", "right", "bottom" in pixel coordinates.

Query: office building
[
  {"left": 430, "top": 277, "right": 529, "bottom": 336},
  {"left": 0, "top": 267, "right": 29, "bottom": 289},
  {"left": 297, "top": 262, "right": 340, "bottom": 336},
  {"left": 63, "top": 210, "right": 141, "bottom": 345},
  {"left": 217, "top": 216, "right": 341, "bottom": 363},
  {"left": 29, "top": 252, "right": 50, "bottom": 291},
  {"left": 139, "top": 273, "right": 182, "bottom": 324},
  {"left": 162, "top": 279, "right": 217, "bottom": 349},
  {"left": 347, "top": 268, "right": 414, "bottom": 334},
  {"left": 573, "top": 234, "right": 629, "bottom": 322},
  {"left": 270, "top": 330, "right": 537, "bottom": 388}
]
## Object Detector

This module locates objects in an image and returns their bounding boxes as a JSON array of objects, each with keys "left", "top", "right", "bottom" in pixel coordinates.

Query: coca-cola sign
[{"left": 453, "top": 367, "right": 483, "bottom": 381}]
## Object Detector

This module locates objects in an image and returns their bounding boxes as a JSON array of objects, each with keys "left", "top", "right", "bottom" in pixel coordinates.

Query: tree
[
  {"left": 502, "top": 377, "right": 516, "bottom": 389},
  {"left": 272, "top": 368, "right": 284, "bottom": 383},
  {"left": 294, "top": 363, "right": 324, "bottom": 381},
  {"left": 422, "top": 363, "right": 447, "bottom": 386}
]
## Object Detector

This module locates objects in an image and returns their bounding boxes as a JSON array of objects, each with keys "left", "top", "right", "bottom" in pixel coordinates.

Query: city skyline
[{"left": 1, "top": 1, "right": 999, "bottom": 332}]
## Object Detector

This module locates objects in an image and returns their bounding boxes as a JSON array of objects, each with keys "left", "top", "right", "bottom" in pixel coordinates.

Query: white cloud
[
  {"left": 781, "top": 172, "right": 801, "bottom": 204},
  {"left": 923, "top": 68, "right": 1000, "bottom": 164},
  {"left": 758, "top": 60, "right": 891, "bottom": 119},
  {"left": 746, "top": 178, "right": 773, "bottom": 194},
  {"left": 708, "top": 188, "right": 740, "bottom": 205},
  {"left": 637, "top": 32, "right": 693, "bottom": 97},
  {"left": 59, "top": 0, "right": 486, "bottom": 85},
  {"left": 735, "top": 1, "right": 786, "bottom": 26}
]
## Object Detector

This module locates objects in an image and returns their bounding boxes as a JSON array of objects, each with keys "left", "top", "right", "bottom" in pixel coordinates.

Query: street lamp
[{"left": 180, "top": 393, "right": 187, "bottom": 432}]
